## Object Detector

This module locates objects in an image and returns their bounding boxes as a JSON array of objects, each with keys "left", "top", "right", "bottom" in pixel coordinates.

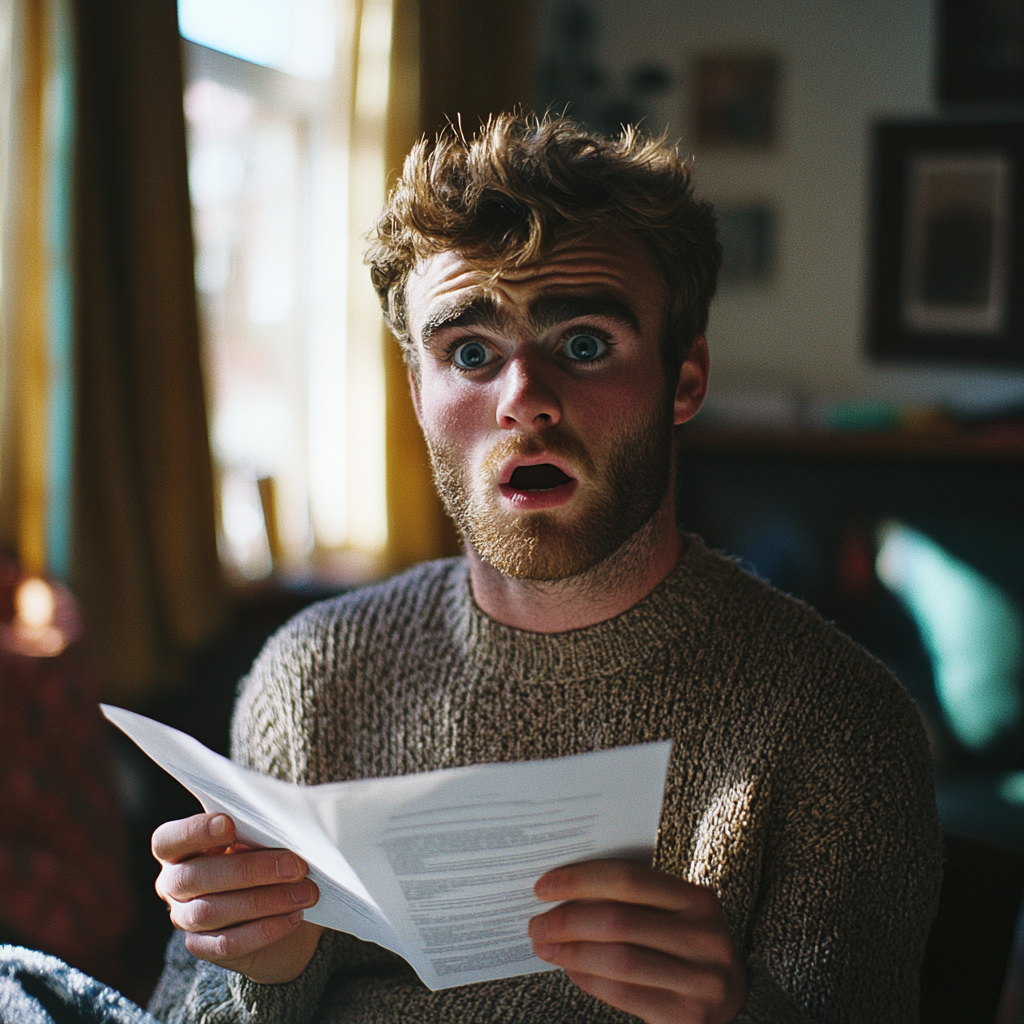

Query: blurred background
[{"left": 0, "top": 0, "right": 1021, "bottom": 1018}]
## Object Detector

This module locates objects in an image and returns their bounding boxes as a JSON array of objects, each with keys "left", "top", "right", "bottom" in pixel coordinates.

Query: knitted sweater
[{"left": 148, "top": 537, "right": 942, "bottom": 1024}]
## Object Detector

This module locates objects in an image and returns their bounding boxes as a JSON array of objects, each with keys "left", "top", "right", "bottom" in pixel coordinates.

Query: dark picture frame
[
  {"left": 718, "top": 204, "right": 776, "bottom": 286},
  {"left": 938, "top": 0, "right": 1024, "bottom": 106},
  {"left": 868, "top": 120, "right": 1024, "bottom": 365},
  {"left": 692, "top": 53, "right": 779, "bottom": 149}
]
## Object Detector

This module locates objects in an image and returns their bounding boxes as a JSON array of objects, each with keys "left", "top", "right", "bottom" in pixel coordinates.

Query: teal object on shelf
[
  {"left": 825, "top": 401, "right": 902, "bottom": 433},
  {"left": 876, "top": 520, "right": 1023, "bottom": 753}
]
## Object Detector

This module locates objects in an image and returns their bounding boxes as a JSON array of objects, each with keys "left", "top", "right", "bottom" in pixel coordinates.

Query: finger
[
  {"left": 535, "top": 860, "right": 716, "bottom": 915},
  {"left": 169, "top": 878, "right": 319, "bottom": 934},
  {"left": 152, "top": 813, "right": 236, "bottom": 863},
  {"left": 533, "top": 939, "right": 730, "bottom": 1006},
  {"left": 530, "top": 901, "right": 735, "bottom": 966},
  {"left": 183, "top": 909, "right": 306, "bottom": 969},
  {"left": 157, "top": 847, "right": 308, "bottom": 903}
]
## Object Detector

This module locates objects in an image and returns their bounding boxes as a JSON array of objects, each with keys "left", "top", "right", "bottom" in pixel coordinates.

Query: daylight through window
[{"left": 179, "top": 0, "right": 390, "bottom": 582}]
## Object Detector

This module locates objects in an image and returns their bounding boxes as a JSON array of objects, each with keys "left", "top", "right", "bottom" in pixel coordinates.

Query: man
[{"left": 148, "top": 115, "right": 942, "bottom": 1024}]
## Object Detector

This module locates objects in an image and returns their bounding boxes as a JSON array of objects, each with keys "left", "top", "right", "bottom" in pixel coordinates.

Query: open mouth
[{"left": 508, "top": 463, "right": 573, "bottom": 491}]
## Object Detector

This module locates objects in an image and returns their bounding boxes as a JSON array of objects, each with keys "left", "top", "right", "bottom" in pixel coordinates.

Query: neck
[{"left": 465, "top": 494, "right": 682, "bottom": 633}]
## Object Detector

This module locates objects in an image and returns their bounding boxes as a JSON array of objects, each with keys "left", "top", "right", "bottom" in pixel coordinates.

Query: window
[{"left": 179, "top": 0, "right": 390, "bottom": 581}]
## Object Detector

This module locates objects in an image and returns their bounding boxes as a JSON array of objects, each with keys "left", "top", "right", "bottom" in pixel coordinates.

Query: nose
[{"left": 495, "top": 351, "right": 562, "bottom": 431}]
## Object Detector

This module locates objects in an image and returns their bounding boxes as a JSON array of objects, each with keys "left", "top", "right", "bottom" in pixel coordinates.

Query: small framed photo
[
  {"left": 938, "top": 0, "right": 1024, "bottom": 106},
  {"left": 868, "top": 120, "right": 1023, "bottom": 364},
  {"left": 718, "top": 204, "right": 776, "bottom": 286},
  {"left": 692, "top": 53, "right": 779, "bottom": 148}
]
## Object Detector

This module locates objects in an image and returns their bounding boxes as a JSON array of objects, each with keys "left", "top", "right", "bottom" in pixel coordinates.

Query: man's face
[{"left": 406, "top": 234, "right": 705, "bottom": 581}]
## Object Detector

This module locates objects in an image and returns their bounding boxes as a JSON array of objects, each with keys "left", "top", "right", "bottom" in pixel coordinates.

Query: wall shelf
[{"left": 677, "top": 425, "right": 1024, "bottom": 465}]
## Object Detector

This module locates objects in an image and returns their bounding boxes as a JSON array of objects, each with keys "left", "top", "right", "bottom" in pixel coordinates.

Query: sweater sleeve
[
  {"left": 738, "top": 646, "right": 943, "bottom": 1024},
  {"left": 735, "top": 958, "right": 813, "bottom": 1024},
  {"left": 147, "top": 606, "right": 382, "bottom": 1024},
  {"left": 148, "top": 928, "right": 347, "bottom": 1024}
]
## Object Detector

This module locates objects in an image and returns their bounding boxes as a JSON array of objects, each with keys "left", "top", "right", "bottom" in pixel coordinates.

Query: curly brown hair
[{"left": 365, "top": 113, "right": 721, "bottom": 377}]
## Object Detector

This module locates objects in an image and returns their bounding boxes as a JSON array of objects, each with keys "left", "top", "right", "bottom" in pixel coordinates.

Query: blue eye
[
  {"left": 453, "top": 341, "right": 491, "bottom": 369},
  {"left": 565, "top": 333, "right": 606, "bottom": 361}
]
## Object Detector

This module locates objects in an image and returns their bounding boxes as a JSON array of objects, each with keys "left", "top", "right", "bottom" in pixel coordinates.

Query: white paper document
[{"left": 102, "top": 704, "right": 671, "bottom": 991}]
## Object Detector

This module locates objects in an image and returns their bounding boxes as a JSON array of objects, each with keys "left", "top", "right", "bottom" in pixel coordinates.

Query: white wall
[{"left": 537, "top": 0, "right": 1024, "bottom": 412}]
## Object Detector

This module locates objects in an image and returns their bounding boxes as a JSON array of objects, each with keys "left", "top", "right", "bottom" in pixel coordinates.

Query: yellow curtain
[
  {"left": 0, "top": 0, "right": 48, "bottom": 575},
  {"left": 381, "top": 0, "right": 536, "bottom": 572},
  {"left": 0, "top": 0, "right": 227, "bottom": 702},
  {"left": 70, "top": 0, "right": 227, "bottom": 703},
  {"left": 418, "top": 0, "right": 537, "bottom": 137},
  {"left": 3, "top": 0, "right": 228, "bottom": 705}
]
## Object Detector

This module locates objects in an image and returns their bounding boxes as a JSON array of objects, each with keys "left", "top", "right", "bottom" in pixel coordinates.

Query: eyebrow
[
  {"left": 418, "top": 293, "right": 642, "bottom": 350},
  {"left": 419, "top": 296, "right": 507, "bottom": 351}
]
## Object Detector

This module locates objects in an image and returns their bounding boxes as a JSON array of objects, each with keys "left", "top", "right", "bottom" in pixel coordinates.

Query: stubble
[{"left": 426, "top": 405, "right": 675, "bottom": 582}]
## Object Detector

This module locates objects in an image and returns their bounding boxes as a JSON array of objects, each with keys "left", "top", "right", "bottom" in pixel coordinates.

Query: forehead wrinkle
[{"left": 527, "top": 295, "right": 642, "bottom": 336}]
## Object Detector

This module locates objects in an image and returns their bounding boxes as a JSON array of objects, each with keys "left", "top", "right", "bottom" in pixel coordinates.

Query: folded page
[
  {"left": 103, "top": 705, "right": 671, "bottom": 991},
  {"left": 101, "top": 705, "right": 402, "bottom": 953}
]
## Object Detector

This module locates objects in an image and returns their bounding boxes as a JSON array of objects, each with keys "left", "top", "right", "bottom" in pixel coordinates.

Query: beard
[{"left": 425, "top": 404, "right": 675, "bottom": 582}]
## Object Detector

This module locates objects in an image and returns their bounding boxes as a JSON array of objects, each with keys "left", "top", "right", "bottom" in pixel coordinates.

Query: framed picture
[
  {"left": 868, "top": 120, "right": 1023, "bottom": 364},
  {"left": 718, "top": 204, "right": 776, "bottom": 286},
  {"left": 692, "top": 53, "right": 779, "bottom": 148},
  {"left": 938, "top": 0, "right": 1024, "bottom": 106}
]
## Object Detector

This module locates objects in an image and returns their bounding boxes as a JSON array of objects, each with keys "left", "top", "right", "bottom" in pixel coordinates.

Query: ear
[
  {"left": 673, "top": 335, "right": 709, "bottom": 427},
  {"left": 408, "top": 367, "right": 424, "bottom": 428}
]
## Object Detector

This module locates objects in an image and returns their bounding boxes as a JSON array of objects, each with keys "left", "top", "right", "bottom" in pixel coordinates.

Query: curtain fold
[
  {"left": 419, "top": 0, "right": 536, "bottom": 138},
  {"left": 382, "top": 0, "right": 456, "bottom": 572},
  {"left": 382, "top": 0, "right": 536, "bottom": 572},
  {"left": 71, "top": 0, "right": 226, "bottom": 703},
  {"left": 0, "top": 0, "right": 48, "bottom": 575}
]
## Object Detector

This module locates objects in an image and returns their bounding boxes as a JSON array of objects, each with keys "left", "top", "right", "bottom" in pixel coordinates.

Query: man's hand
[
  {"left": 529, "top": 860, "right": 747, "bottom": 1024},
  {"left": 153, "top": 812, "right": 324, "bottom": 984}
]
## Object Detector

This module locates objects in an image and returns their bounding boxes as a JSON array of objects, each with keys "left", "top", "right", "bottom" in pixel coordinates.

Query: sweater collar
[{"left": 444, "top": 533, "right": 709, "bottom": 680}]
